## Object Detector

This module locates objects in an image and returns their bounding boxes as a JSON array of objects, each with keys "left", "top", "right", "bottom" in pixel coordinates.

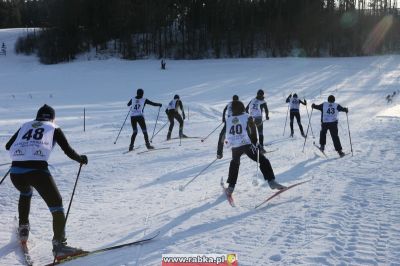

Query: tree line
[{"left": 1, "top": 0, "right": 399, "bottom": 64}]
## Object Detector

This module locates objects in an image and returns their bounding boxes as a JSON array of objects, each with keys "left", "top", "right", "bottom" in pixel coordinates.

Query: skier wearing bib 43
[
  {"left": 312, "top": 95, "right": 348, "bottom": 157},
  {"left": 5, "top": 104, "right": 88, "bottom": 258},
  {"left": 224, "top": 101, "right": 285, "bottom": 196},
  {"left": 166, "top": 94, "right": 187, "bottom": 140},
  {"left": 127, "top": 88, "right": 162, "bottom": 150},
  {"left": 217, "top": 95, "right": 239, "bottom": 159},
  {"left": 286, "top": 93, "right": 306, "bottom": 138},
  {"left": 245, "top": 89, "right": 269, "bottom": 153}
]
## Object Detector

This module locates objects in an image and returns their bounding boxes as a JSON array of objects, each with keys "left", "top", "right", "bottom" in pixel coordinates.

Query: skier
[
  {"left": 165, "top": 94, "right": 186, "bottom": 140},
  {"left": 217, "top": 95, "right": 239, "bottom": 159},
  {"left": 224, "top": 100, "right": 285, "bottom": 196},
  {"left": 312, "top": 95, "right": 348, "bottom": 157},
  {"left": 285, "top": 93, "right": 306, "bottom": 137},
  {"left": 127, "top": 88, "right": 162, "bottom": 151},
  {"left": 245, "top": 89, "right": 269, "bottom": 153},
  {"left": 5, "top": 104, "right": 88, "bottom": 258}
]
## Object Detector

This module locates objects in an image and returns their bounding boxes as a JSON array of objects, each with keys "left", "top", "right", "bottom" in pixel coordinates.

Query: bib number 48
[{"left": 22, "top": 128, "right": 45, "bottom": 141}]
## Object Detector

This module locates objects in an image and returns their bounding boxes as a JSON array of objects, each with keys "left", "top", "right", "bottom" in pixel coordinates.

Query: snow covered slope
[{"left": 1, "top": 28, "right": 399, "bottom": 266}]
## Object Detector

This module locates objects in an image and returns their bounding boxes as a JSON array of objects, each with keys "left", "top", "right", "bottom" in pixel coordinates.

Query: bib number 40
[
  {"left": 229, "top": 124, "right": 243, "bottom": 135},
  {"left": 22, "top": 128, "right": 45, "bottom": 141}
]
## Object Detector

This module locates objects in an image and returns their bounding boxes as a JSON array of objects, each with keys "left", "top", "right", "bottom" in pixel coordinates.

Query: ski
[
  {"left": 45, "top": 231, "right": 160, "bottom": 266},
  {"left": 170, "top": 136, "right": 200, "bottom": 140},
  {"left": 137, "top": 147, "right": 170, "bottom": 154},
  {"left": 255, "top": 179, "right": 313, "bottom": 209},
  {"left": 220, "top": 178, "right": 235, "bottom": 207},
  {"left": 122, "top": 149, "right": 135, "bottom": 154},
  {"left": 15, "top": 217, "right": 34, "bottom": 266},
  {"left": 313, "top": 142, "right": 328, "bottom": 158}
]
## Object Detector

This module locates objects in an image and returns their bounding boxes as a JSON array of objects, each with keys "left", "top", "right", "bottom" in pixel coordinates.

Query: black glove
[
  {"left": 311, "top": 103, "right": 316, "bottom": 109},
  {"left": 165, "top": 109, "right": 168, "bottom": 115},
  {"left": 80, "top": 155, "right": 88, "bottom": 165},
  {"left": 288, "top": 94, "right": 292, "bottom": 98},
  {"left": 344, "top": 107, "right": 349, "bottom": 113},
  {"left": 222, "top": 118, "right": 226, "bottom": 123},
  {"left": 266, "top": 116, "right": 270, "bottom": 120},
  {"left": 183, "top": 113, "right": 186, "bottom": 120},
  {"left": 158, "top": 103, "right": 162, "bottom": 107},
  {"left": 304, "top": 99, "right": 307, "bottom": 105}
]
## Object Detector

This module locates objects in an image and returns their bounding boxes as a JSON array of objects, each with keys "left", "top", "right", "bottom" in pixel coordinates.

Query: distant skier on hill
[
  {"left": 245, "top": 89, "right": 269, "bottom": 153},
  {"left": 165, "top": 94, "right": 187, "bottom": 140},
  {"left": 286, "top": 93, "right": 306, "bottom": 138},
  {"left": 223, "top": 100, "right": 285, "bottom": 196},
  {"left": 5, "top": 104, "right": 88, "bottom": 258},
  {"left": 217, "top": 95, "right": 239, "bottom": 159},
  {"left": 127, "top": 88, "right": 162, "bottom": 150},
  {"left": 312, "top": 95, "right": 348, "bottom": 157}
]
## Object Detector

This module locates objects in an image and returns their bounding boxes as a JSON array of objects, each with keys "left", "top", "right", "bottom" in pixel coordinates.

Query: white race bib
[
  {"left": 322, "top": 102, "right": 339, "bottom": 123},
  {"left": 226, "top": 114, "right": 252, "bottom": 148},
  {"left": 130, "top": 98, "right": 146, "bottom": 116},
  {"left": 10, "top": 121, "right": 57, "bottom": 162},
  {"left": 249, "top": 98, "right": 264, "bottom": 118}
]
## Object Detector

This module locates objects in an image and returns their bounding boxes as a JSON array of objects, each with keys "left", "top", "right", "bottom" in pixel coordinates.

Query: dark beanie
[
  {"left": 232, "top": 95, "right": 239, "bottom": 101},
  {"left": 137, "top": 88, "right": 144, "bottom": 97},
  {"left": 231, "top": 101, "right": 245, "bottom": 115},
  {"left": 174, "top": 94, "right": 180, "bottom": 99},
  {"left": 36, "top": 104, "right": 55, "bottom": 120}
]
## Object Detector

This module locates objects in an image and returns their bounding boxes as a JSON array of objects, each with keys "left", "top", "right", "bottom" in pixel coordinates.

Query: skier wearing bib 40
[
  {"left": 166, "top": 94, "right": 187, "bottom": 140},
  {"left": 217, "top": 95, "right": 239, "bottom": 159},
  {"left": 5, "top": 104, "right": 88, "bottom": 258},
  {"left": 224, "top": 101, "right": 285, "bottom": 196},
  {"left": 245, "top": 89, "right": 269, "bottom": 153},
  {"left": 127, "top": 88, "right": 162, "bottom": 150},
  {"left": 312, "top": 95, "right": 348, "bottom": 157},
  {"left": 286, "top": 93, "right": 306, "bottom": 138}
]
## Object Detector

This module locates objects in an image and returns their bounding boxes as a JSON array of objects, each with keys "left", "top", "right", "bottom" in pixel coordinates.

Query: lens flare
[{"left": 362, "top": 15, "right": 394, "bottom": 54}]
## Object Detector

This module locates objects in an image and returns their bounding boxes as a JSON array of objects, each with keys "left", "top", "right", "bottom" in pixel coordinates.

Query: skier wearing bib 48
[
  {"left": 217, "top": 95, "right": 239, "bottom": 159},
  {"left": 5, "top": 104, "right": 88, "bottom": 258},
  {"left": 127, "top": 88, "right": 162, "bottom": 150},
  {"left": 286, "top": 93, "right": 306, "bottom": 137},
  {"left": 166, "top": 94, "right": 187, "bottom": 140},
  {"left": 312, "top": 95, "right": 348, "bottom": 157},
  {"left": 245, "top": 89, "right": 269, "bottom": 153},
  {"left": 224, "top": 101, "right": 285, "bottom": 196}
]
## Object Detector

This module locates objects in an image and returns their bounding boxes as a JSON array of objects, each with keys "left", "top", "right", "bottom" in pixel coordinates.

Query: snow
[{"left": 1, "top": 28, "right": 400, "bottom": 265}]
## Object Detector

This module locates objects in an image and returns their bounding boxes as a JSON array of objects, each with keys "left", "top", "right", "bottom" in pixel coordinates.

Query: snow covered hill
[{"left": 1, "top": 28, "right": 399, "bottom": 266}]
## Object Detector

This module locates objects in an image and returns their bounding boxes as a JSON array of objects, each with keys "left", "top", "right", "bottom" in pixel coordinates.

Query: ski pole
[
  {"left": 150, "top": 107, "right": 161, "bottom": 141},
  {"left": 302, "top": 108, "right": 313, "bottom": 153},
  {"left": 151, "top": 120, "right": 168, "bottom": 142},
  {"left": 200, "top": 122, "right": 224, "bottom": 143},
  {"left": 114, "top": 106, "right": 132, "bottom": 144},
  {"left": 305, "top": 102, "right": 315, "bottom": 138},
  {"left": 0, "top": 168, "right": 10, "bottom": 185},
  {"left": 178, "top": 158, "right": 218, "bottom": 191},
  {"left": 0, "top": 162, "right": 11, "bottom": 167},
  {"left": 283, "top": 104, "right": 289, "bottom": 136},
  {"left": 53, "top": 164, "right": 83, "bottom": 264},
  {"left": 346, "top": 112, "right": 354, "bottom": 156},
  {"left": 252, "top": 146, "right": 259, "bottom": 186}
]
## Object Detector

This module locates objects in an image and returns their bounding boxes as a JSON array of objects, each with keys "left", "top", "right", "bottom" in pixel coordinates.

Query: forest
[{"left": 1, "top": 0, "right": 399, "bottom": 64}]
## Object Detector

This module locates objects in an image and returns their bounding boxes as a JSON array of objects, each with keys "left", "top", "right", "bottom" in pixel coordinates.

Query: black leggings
[
  {"left": 168, "top": 110, "right": 184, "bottom": 133},
  {"left": 254, "top": 117, "right": 264, "bottom": 146},
  {"left": 227, "top": 144, "right": 275, "bottom": 188},
  {"left": 11, "top": 170, "right": 66, "bottom": 241},
  {"left": 130, "top": 116, "right": 150, "bottom": 146},
  {"left": 320, "top": 122, "right": 342, "bottom": 151},
  {"left": 290, "top": 111, "right": 304, "bottom": 134}
]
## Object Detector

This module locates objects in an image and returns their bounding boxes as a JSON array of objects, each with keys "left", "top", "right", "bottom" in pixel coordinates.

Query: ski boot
[
  {"left": 128, "top": 145, "right": 134, "bottom": 152},
  {"left": 146, "top": 143, "right": 154, "bottom": 150},
  {"left": 257, "top": 144, "right": 266, "bottom": 154},
  {"left": 226, "top": 186, "right": 234, "bottom": 196},
  {"left": 290, "top": 131, "right": 294, "bottom": 138},
  {"left": 301, "top": 132, "right": 306, "bottom": 138},
  {"left": 268, "top": 180, "right": 286, "bottom": 190},
  {"left": 338, "top": 150, "right": 345, "bottom": 158},
  {"left": 166, "top": 131, "right": 172, "bottom": 141},
  {"left": 319, "top": 145, "right": 325, "bottom": 153},
  {"left": 18, "top": 224, "right": 30, "bottom": 241},
  {"left": 52, "top": 239, "right": 85, "bottom": 260}
]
